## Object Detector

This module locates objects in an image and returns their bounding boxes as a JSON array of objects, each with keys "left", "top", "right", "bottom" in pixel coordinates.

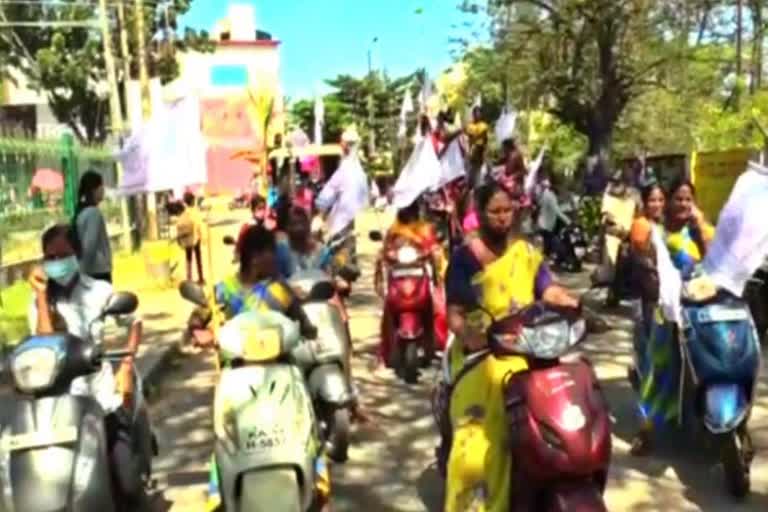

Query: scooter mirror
[
  {"left": 307, "top": 281, "right": 336, "bottom": 302},
  {"left": 179, "top": 281, "right": 208, "bottom": 307},
  {"left": 102, "top": 292, "right": 139, "bottom": 317},
  {"left": 223, "top": 235, "right": 236, "bottom": 246},
  {"left": 369, "top": 230, "right": 383, "bottom": 242}
]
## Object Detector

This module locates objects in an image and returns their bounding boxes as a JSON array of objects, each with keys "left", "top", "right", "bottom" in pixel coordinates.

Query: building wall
[{"left": 176, "top": 42, "right": 284, "bottom": 194}]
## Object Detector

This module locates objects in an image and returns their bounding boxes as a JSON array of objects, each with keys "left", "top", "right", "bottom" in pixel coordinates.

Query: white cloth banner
[
  {"left": 703, "top": 161, "right": 768, "bottom": 296},
  {"left": 495, "top": 108, "right": 517, "bottom": 143},
  {"left": 524, "top": 148, "right": 546, "bottom": 197},
  {"left": 651, "top": 224, "right": 684, "bottom": 325},
  {"left": 392, "top": 138, "right": 441, "bottom": 208},
  {"left": 314, "top": 95, "right": 324, "bottom": 144},
  {"left": 436, "top": 136, "right": 466, "bottom": 189},
  {"left": 117, "top": 94, "right": 207, "bottom": 195}
]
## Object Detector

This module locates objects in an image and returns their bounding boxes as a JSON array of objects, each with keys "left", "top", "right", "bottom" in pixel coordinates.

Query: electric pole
[
  {"left": 98, "top": 0, "right": 123, "bottom": 135},
  {"left": 116, "top": 0, "right": 131, "bottom": 125},
  {"left": 134, "top": 0, "right": 159, "bottom": 240},
  {"left": 98, "top": 0, "right": 131, "bottom": 250}
]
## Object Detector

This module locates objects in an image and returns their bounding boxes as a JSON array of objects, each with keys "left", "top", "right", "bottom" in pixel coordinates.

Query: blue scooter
[{"left": 680, "top": 291, "right": 760, "bottom": 498}]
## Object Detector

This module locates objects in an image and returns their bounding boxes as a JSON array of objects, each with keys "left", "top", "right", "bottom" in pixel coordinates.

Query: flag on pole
[
  {"left": 398, "top": 90, "right": 415, "bottom": 139},
  {"left": 418, "top": 77, "right": 433, "bottom": 113},
  {"left": 314, "top": 94, "right": 324, "bottom": 144}
]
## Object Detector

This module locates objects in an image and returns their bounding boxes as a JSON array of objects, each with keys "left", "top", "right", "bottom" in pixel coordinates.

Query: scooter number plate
[
  {"left": 1, "top": 426, "right": 78, "bottom": 451},
  {"left": 242, "top": 327, "right": 281, "bottom": 362}
]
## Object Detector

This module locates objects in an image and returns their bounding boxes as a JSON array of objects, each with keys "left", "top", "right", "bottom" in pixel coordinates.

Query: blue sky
[{"left": 180, "top": 1, "right": 484, "bottom": 100}]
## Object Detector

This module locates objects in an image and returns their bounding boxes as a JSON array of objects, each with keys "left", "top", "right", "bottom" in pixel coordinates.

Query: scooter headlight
[
  {"left": 397, "top": 246, "right": 419, "bottom": 264},
  {"left": 11, "top": 347, "right": 59, "bottom": 393}
]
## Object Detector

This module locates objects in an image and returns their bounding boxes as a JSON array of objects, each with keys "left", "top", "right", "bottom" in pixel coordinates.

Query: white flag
[
  {"left": 495, "top": 107, "right": 518, "bottom": 143},
  {"left": 392, "top": 138, "right": 442, "bottom": 208},
  {"left": 398, "top": 91, "right": 415, "bottom": 139},
  {"left": 402, "top": 90, "right": 414, "bottom": 115},
  {"left": 703, "top": 161, "right": 768, "bottom": 296},
  {"left": 419, "top": 78, "right": 434, "bottom": 112},
  {"left": 437, "top": 136, "right": 467, "bottom": 189},
  {"left": 314, "top": 95, "right": 325, "bottom": 144},
  {"left": 473, "top": 94, "right": 482, "bottom": 109}
]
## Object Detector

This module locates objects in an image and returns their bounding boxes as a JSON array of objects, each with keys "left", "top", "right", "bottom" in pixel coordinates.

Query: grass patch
[{"left": 0, "top": 280, "right": 32, "bottom": 347}]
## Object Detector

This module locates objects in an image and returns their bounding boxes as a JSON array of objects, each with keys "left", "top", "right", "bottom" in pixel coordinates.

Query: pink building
[{"left": 177, "top": 4, "right": 285, "bottom": 194}]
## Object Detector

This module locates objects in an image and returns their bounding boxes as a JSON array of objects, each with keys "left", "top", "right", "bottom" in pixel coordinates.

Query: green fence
[{"left": 0, "top": 134, "right": 124, "bottom": 265}]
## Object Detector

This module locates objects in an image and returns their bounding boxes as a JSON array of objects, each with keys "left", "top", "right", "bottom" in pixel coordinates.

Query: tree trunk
[{"left": 580, "top": 123, "right": 612, "bottom": 195}]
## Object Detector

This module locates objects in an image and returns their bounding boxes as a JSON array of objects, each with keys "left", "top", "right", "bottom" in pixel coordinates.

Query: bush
[{"left": 0, "top": 280, "right": 32, "bottom": 347}]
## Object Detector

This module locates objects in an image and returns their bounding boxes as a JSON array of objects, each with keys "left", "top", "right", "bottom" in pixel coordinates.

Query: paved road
[{"left": 147, "top": 209, "right": 768, "bottom": 511}]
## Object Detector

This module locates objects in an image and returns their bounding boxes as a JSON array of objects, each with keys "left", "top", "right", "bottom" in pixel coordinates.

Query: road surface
[{"left": 147, "top": 209, "right": 768, "bottom": 512}]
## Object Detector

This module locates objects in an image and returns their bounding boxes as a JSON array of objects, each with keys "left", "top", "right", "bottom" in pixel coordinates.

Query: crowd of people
[{"left": 19, "top": 105, "right": 761, "bottom": 511}]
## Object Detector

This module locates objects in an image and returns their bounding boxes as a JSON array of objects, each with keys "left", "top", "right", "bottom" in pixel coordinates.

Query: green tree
[
  {"left": 291, "top": 70, "right": 423, "bottom": 155},
  {"left": 458, "top": 0, "right": 695, "bottom": 163},
  {"left": 0, "top": 1, "right": 212, "bottom": 142}
]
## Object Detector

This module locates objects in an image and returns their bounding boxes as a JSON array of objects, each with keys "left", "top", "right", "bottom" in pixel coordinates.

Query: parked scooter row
[{"left": 0, "top": 293, "right": 156, "bottom": 511}]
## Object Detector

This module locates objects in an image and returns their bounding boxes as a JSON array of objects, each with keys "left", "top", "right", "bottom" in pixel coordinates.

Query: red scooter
[
  {"left": 373, "top": 231, "right": 439, "bottom": 383},
  {"left": 435, "top": 303, "right": 611, "bottom": 510}
]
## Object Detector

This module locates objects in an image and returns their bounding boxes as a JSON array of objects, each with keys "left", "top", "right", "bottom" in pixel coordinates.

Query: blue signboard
[{"left": 210, "top": 65, "right": 249, "bottom": 87}]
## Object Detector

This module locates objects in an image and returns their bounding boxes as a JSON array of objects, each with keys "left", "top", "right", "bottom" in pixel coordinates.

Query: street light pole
[{"left": 367, "top": 37, "right": 378, "bottom": 157}]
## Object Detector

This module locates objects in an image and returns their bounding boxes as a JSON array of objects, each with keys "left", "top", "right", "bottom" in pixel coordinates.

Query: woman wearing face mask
[
  {"left": 74, "top": 170, "right": 113, "bottom": 283},
  {"left": 440, "top": 181, "right": 579, "bottom": 512},
  {"left": 28, "top": 224, "right": 141, "bottom": 414}
]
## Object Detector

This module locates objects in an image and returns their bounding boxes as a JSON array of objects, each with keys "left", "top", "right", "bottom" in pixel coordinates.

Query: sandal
[{"left": 630, "top": 428, "right": 653, "bottom": 456}]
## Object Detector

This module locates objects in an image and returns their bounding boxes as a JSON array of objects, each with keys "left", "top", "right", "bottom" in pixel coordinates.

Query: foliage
[
  {"left": 0, "top": 1, "right": 212, "bottom": 143},
  {"left": 0, "top": 280, "right": 32, "bottom": 346},
  {"left": 290, "top": 70, "right": 424, "bottom": 156}
]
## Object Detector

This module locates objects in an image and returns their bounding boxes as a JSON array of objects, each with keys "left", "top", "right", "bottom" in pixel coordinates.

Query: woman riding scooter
[
  {"left": 440, "top": 181, "right": 579, "bottom": 512},
  {"left": 275, "top": 206, "right": 370, "bottom": 424},
  {"left": 199, "top": 225, "right": 329, "bottom": 512},
  {"left": 374, "top": 198, "right": 447, "bottom": 371}
]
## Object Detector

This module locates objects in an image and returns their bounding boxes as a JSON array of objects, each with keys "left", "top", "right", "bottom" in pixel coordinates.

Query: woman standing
[
  {"left": 441, "top": 181, "right": 578, "bottom": 511},
  {"left": 630, "top": 178, "right": 715, "bottom": 455},
  {"left": 74, "top": 170, "right": 113, "bottom": 283}
]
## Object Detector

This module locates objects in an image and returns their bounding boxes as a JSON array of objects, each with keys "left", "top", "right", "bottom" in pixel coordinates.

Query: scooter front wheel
[
  {"left": 403, "top": 342, "right": 420, "bottom": 384},
  {"left": 720, "top": 426, "right": 753, "bottom": 499},
  {"left": 327, "top": 408, "right": 351, "bottom": 463}
]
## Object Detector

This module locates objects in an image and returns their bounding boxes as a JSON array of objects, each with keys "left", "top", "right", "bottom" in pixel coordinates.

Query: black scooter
[{"left": 0, "top": 293, "right": 156, "bottom": 511}]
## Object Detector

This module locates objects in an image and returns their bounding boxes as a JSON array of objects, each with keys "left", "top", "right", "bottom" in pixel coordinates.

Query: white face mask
[{"left": 43, "top": 255, "right": 79, "bottom": 286}]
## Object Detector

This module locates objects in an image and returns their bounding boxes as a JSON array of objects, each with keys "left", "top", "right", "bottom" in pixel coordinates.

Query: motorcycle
[
  {"left": 434, "top": 303, "right": 611, "bottom": 511},
  {"left": 744, "top": 258, "right": 768, "bottom": 346},
  {"left": 554, "top": 222, "right": 588, "bottom": 273},
  {"left": 290, "top": 269, "right": 356, "bottom": 463},
  {"left": 0, "top": 292, "right": 155, "bottom": 511},
  {"left": 179, "top": 280, "right": 334, "bottom": 511},
  {"left": 371, "top": 230, "right": 439, "bottom": 384},
  {"left": 681, "top": 282, "right": 760, "bottom": 498}
]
